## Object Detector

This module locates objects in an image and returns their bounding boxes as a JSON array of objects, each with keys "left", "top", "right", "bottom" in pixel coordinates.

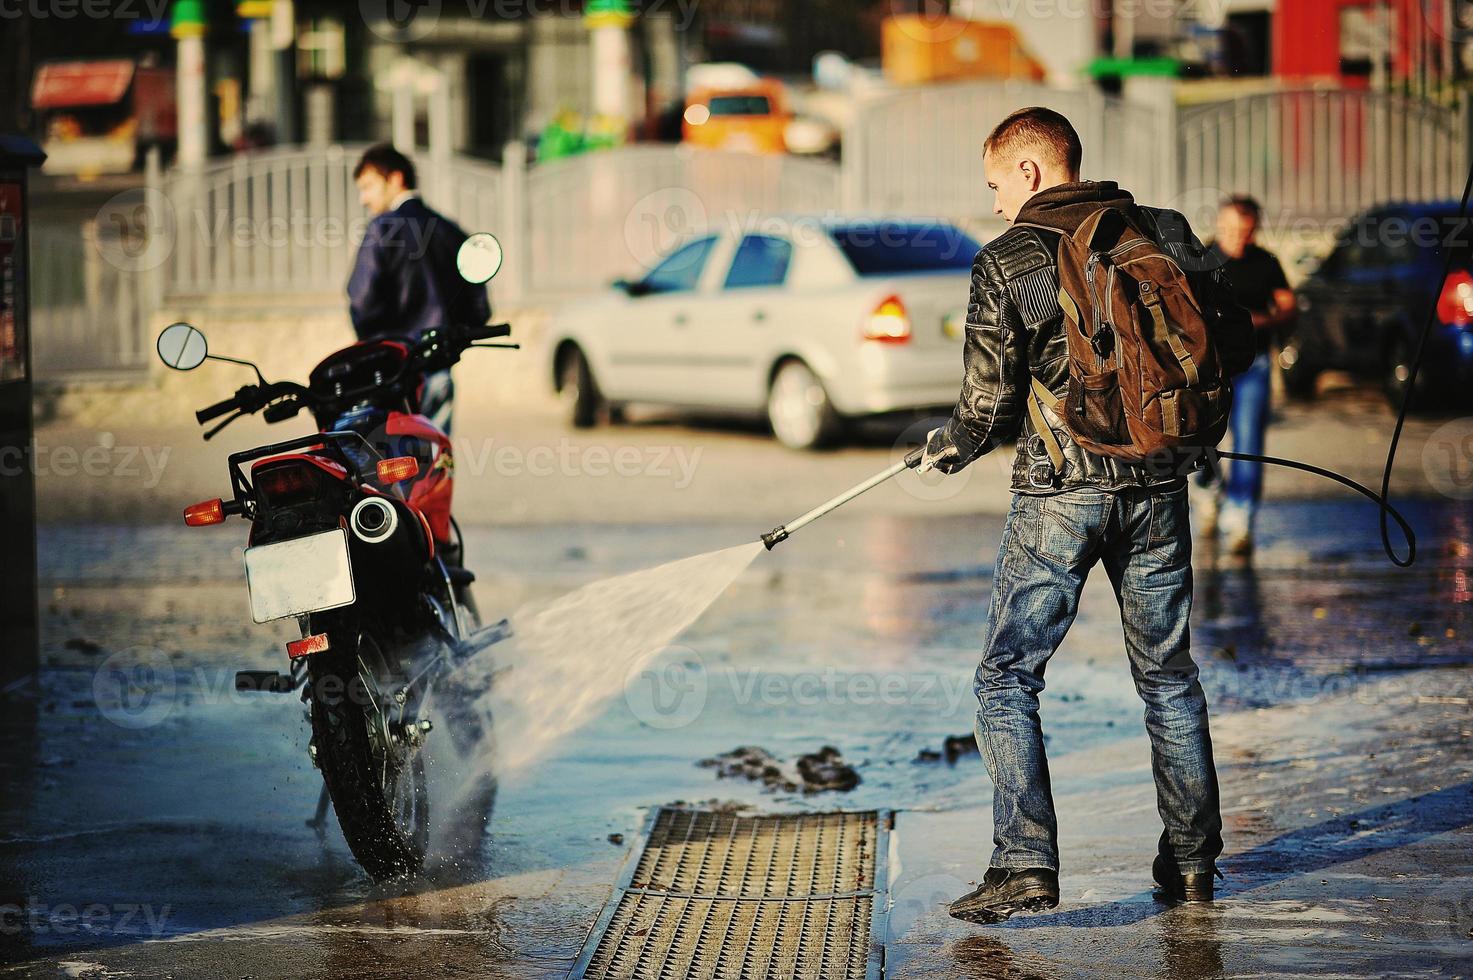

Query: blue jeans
[
  {"left": 975, "top": 483, "right": 1223, "bottom": 874},
  {"left": 1222, "top": 353, "right": 1272, "bottom": 530}
]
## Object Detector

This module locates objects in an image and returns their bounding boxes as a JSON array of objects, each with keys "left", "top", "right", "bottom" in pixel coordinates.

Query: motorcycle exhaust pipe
[
  {"left": 761, "top": 447, "right": 924, "bottom": 550},
  {"left": 350, "top": 496, "right": 399, "bottom": 544}
]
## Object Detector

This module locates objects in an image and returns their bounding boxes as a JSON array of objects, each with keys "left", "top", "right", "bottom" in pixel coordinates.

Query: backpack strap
[
  {"left": 1026, "top": 376, "right": 1067, "bottom": 474},
  {"left": 1139, "top": 280, "right": 1200, "bottom": 385}
]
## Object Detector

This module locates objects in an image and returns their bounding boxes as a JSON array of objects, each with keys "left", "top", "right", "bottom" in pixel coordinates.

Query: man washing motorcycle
[
  {"left": 919, "top": 107, "right": 1255, "bottom": 922},
  {"left": 349, "top": 142, "right": 489, "bottom": 435}
]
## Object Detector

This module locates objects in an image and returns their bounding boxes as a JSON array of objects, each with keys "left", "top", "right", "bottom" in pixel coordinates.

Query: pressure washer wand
[{"left": 761, "top": 448, "right": 924, "bottom": 550}]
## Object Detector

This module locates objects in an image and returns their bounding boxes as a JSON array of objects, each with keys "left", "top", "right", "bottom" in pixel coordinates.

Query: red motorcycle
[{"left": 157, "top": 234, "right": 512, "bottom": 880}]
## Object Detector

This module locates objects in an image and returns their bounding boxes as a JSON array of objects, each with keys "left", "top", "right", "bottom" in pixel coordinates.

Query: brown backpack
[{"left": 1017, "top": 207, "right": 1237, "bottom": 471}]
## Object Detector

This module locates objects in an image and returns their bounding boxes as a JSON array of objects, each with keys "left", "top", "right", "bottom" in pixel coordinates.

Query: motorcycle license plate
[{"left": 243, "top": 529, "right": 356, "bottom": 624}]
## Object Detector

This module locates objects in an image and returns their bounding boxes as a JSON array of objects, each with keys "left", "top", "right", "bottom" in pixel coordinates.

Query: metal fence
[{"left": 1178, "top": 88, "right": 1469, "bottom": 227}]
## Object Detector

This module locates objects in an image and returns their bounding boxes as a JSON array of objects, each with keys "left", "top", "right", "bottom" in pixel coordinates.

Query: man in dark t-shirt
[{"left": 1199, "top": 196, "right": 1296, "bottom": 556}]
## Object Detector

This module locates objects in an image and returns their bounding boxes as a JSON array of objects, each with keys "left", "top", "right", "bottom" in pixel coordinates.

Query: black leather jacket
[{"left": 925, "top": 181, "right": 1249, "bottom": 494}]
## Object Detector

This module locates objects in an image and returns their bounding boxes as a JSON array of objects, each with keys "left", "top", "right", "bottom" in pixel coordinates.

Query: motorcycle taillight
[{"left": 254, "top": 462, "right": 328, "bottom": 506}]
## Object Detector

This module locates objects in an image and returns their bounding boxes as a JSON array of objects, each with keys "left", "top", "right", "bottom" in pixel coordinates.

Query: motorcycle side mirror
[
  {"left": 157, "top": 322, "right": 208, "bottom": 371},
  {"left": 457, "top": 233, "right": 504, "bottom": 284}
]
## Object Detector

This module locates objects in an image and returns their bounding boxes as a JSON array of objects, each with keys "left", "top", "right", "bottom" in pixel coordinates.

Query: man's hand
[{"left": 919, "top": 425, "right": 967, "bottom": 475}]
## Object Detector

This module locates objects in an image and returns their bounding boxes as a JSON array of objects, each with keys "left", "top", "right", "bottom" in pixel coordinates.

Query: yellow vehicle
[{"left": 682, "top": 80, "right": 790, "bottom": 155}]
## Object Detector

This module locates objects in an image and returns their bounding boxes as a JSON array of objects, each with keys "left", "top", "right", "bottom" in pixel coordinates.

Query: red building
[{"left": 1274, "top": 0, "right": 1453, "bottom": 88}]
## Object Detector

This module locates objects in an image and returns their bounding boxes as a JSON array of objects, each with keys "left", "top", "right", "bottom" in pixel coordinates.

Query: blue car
[{"left": 1280, "top": 201, "right": 1473, "bottom": 409}]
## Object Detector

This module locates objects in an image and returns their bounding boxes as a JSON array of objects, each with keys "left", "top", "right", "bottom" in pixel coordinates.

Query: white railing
[
  {"left": 1177, "top": 88, "right": 1470, "bottom": 228},
  {"left": 159, "top": 145, "right": 505, "bottom": 299}
]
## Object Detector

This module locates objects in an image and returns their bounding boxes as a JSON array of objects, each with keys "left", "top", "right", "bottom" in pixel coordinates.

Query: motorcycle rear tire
[{"left": 308, "top": 633, "right": 429, "bottom": 881}]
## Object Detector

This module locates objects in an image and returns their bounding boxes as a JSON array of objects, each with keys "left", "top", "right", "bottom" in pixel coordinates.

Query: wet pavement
[{"left": 3, "top": 496, "right": 1473, "bottom": 978}]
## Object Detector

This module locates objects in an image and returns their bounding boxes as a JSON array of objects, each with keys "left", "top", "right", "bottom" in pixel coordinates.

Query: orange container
[{"left": 882, "top": 16, "right": 1046, "bottom": 85}]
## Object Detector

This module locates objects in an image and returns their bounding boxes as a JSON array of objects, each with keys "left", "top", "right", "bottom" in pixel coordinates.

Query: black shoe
[
  {"left": 948, "top": 867, "right": 1059, "bottom": 924},
  {"left": 1152, "top": 854, "right": 1222, "bottom": 903}
]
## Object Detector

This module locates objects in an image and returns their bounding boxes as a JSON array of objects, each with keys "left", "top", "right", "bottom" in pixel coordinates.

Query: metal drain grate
[{"left": 572, "top": 808, "right": 891, "bottom": 980}]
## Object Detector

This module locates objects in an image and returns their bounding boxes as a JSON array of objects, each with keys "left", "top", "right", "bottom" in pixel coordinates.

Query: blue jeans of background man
[
  {"left": 1221, "top": 352, "right": 1272, "bottom": 534},
  {"left": 974, "top": 483, "right": 1223, "bottom": 875}
]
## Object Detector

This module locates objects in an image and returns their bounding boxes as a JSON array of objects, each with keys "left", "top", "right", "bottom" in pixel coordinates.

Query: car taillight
[
  {"left": 864, "top": 294, "right": 911, "bottom": 344},
  {"left": 1437, "top": 270, "right": 1473, "bottom": 327},
  {"left": 183, "top": 498, "right": 225, "bottom": 527},
  {"left": 255, "top": 462, "right": 324, "bottom": 506}
]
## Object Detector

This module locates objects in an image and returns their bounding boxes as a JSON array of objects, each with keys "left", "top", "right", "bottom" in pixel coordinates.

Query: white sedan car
[{"left": 545, "top": 217, "right": 983, "bottom": 449}]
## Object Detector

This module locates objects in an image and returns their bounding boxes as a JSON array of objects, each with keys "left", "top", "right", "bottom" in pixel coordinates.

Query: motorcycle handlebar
[
  {"left": 196, "top": 396, "right": 242, "bottom": 424},
  {"left": 463, "top": 322, "right": 511, "bottom": 342},
  {"left": 195, "top": 382, "right": 312, "bottom": 426}
]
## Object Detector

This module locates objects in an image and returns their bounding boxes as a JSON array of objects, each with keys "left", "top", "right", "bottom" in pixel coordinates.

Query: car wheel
[
  {"left": 559, "top": 347, "right": 601, "bottom": 429},
  {"left": 1278, "top": 341, "right": 1320, "bottom": 400},
  {"left": 767, "top": 360, "right": 842, "bottom": 450}
]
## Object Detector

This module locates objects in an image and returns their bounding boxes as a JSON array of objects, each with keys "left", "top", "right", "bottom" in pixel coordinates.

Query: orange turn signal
[
  {"left": 183, "top": 498, "right": 225, "bottom": 526},
  {"left": 377, "top": 456, "right": 420, "bottom": 483},
  {"left": 287, "top": 633, "right": 331, "bottom": 659}
]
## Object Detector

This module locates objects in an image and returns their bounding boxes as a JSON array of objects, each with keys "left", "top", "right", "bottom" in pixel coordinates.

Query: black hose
[
  {"left": 1230, "top": 154, "right": 1473, "bottom": 568},
  {"left": 1368, "top": 155, "right": 1472, "bottom": 566},
  {"left": 1217, "top": 449, "right": 1416, "bottom": 565},
  {"left": 1212, "top": 158, "right": 1473, "bottom": 567}
]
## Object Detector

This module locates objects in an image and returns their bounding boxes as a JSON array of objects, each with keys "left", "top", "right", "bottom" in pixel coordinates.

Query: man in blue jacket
[{"left": 348, "top": 143, "right": 488, "bottom": 433}]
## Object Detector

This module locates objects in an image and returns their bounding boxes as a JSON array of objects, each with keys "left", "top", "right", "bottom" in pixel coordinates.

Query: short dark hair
[
  {"left": 984, "top": 107, "right": 1082, "bottom": 177},
  {"left": 1221, "top": 195, "right": 1262, "bottom": 221},
  {"left": 354, "top": 142, "right": 417, "bottom": 190}
]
